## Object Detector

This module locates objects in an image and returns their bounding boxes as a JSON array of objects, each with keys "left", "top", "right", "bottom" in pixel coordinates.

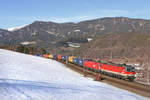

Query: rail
[{"left": 58, "top": 60, "right": 150, "bottom": 98}]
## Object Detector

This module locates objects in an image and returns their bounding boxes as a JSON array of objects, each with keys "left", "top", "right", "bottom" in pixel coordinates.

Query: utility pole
[
  {"left": 148, "top": 68, "right": 150, "bottom": 84},
  {"left": 147, "top": 55, "right": 150, "bottom": 64},
  {"left": 110, "top": 36, "right": 113, "bottom": 62},
  {"left": 147, "top": 55, "right": 150, "bottom": 84},
  {"left": 111, "top": 50, "right": 113, "bottom": 61}
]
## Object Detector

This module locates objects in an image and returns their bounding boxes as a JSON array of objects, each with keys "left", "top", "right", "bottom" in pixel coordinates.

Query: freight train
[{"left": 39, "top": 54, "right": 136, "bottom": 81}]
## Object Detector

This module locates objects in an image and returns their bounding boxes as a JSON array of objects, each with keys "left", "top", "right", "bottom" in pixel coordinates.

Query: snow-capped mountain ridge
[{"left": 8, "top": 24, "right": 27, "bottom": 31}]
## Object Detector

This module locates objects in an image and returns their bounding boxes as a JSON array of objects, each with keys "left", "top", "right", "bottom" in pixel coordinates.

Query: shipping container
[
  {"left": 74, "top": 58, "right": 84, "bottom": 67},
  {"left": 43, "top": 54, "right": 49, "bottom": 58},
  {"left": 62, "top": 56, "right": 68, "bottom": 61},
  {"left": 53, "top": 54, "right": 57, "bottom": 59},
  {"left": 68, "top": 56, "right": 76, "bottom": 63},
  {"left": 48, "top": 54, "right": 53, "bottom": 59},
  {"left": 58, "top": 54, "right": 62, "bottom": 60},
  {"left": 35, "top": 54, "right": 42, "bottom": 57}
]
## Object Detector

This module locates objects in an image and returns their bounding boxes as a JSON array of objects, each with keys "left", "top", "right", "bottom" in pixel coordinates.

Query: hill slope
[
  {"left": 0, "top": 29, "right": 14, "bottom": 45},
  {"left": 0, "top": 49, "right": 149, "bottom": 100},
  {"left": 72, "top": 33, "right": 150, "bottom": 62}
]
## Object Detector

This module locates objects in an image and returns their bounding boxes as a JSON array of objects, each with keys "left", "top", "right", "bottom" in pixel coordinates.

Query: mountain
[
  {"left": 7, "top": 21, "right": 79, "bottom": 47},
  {"left": 2, "top": 17, "right": 150, "bottom": 47},
  {"left": 0, "top": 28, "right": 12, "bottom": 37},
  {"left": 1, "top": 17, "right": 150, "bottom": 62},
  {"left": 77, "top": 17, "right": 150, "bottom": 34},
  {"left": 72, "top": 33, "right": 150, "bottom": 62},
  {"left": 0, "top": 28, "right": 14, "bottom": 45}
]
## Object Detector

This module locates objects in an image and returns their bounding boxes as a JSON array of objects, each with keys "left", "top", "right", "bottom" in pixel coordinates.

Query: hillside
[
  {"left": 71, "top": 33, "right": 150, "bottom": 63},
  {"left": 0, "top": 29, "right": 14, "bottom": 45},
  {"left": 1, "top": 49, "right": 149, "bottom": 100}
]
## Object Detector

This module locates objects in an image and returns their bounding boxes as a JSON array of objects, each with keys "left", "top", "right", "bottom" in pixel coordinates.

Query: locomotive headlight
[{"left": 128, "top": 74, "right": 135, "bottom": 76}]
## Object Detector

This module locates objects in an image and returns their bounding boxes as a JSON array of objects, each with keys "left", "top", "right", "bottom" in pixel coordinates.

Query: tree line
[{"left": 0, "top": 45, "right": 47, "bottom": 55}]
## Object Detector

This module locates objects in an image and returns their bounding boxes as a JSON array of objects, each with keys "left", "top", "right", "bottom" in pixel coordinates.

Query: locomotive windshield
[
  {"left": 126, "top": 67, "right": 135, "bottom": 72},
  {"left": 131, "top": 67, "right": 135, "bottom": 72}
]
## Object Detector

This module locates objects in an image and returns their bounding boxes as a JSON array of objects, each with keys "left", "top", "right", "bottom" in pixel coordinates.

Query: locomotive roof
[
  {"left": 84, "top": 58, "right": 134, "bottom": 68},
  {"left": 98, "top": 60, "right": 134, "bottom": 68}
]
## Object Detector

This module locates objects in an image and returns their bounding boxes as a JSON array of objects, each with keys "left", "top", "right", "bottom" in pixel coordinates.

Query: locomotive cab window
[
  {"left": 131, "top": 67, "right": 135, "bottom": 72},
  {"left": 126, "top": 67, "right": 130, "bottom": 72},
  {"left": 126, "top": 67, "right": 135, "bottom": 72}
]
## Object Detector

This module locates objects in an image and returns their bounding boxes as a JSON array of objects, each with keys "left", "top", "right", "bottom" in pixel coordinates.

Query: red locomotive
[
  {"left": 84, "top": 59, "right": 100, "bottom": 71},
  {"left": 84, "top": 59, "right": 135, "bottom": 81}
]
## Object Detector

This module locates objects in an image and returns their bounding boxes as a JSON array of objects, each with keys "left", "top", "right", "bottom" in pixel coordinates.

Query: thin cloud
[
  {"left": 90, "top": 9, "right": 130, "bottom": 17},
  {"left": 4, "top": 9, "right": 150, "bottom": 29},
  {"left": 51, "top": 16, "right": 94, "bottom": 23},
  {"left": 50, "top": 10, "right": 131, "bottom": 22}
]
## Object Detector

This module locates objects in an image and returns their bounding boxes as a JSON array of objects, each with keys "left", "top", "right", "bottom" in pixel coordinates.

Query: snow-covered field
[{"left": 0, "top": 49, "right": 149, "bottom": 100}]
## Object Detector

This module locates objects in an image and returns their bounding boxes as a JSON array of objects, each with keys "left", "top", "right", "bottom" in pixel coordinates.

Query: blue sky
[{"left": 0, "top": 0, "right": 150, "bottom": 29}]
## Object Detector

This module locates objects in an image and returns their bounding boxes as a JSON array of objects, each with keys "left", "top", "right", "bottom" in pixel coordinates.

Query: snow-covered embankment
[{"left": 0, "top": 49, "right": 149, "bottom": 100}]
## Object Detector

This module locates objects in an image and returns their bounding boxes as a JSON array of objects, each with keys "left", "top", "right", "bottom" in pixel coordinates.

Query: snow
[
  {"left": 21, "top": 41, "right": 36, "bottom": 45},
  {"left": 0, "top": 49, "right": 149, "bottom": 100},
  {"left": 87, "top": 38, "right": 93, "bottom": 42},
  {"left": 67, "top": 42, "right": 80, "bottom": 48},
  {"left": 8, "top": 25, "right": 27, "bottom": 31},
  {"left": 74, "top": 29, "right": 81, "bottom": 32}
]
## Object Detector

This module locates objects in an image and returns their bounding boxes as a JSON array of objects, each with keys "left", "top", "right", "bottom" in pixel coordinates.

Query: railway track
[{"left": 59, "top": 61, "right": 150, "bottom": 98}]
